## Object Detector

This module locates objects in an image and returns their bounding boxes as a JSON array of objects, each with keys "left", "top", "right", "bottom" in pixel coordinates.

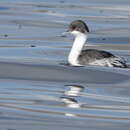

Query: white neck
[{"left": 68, "top": 32, "right": 87, "bottom": 66}]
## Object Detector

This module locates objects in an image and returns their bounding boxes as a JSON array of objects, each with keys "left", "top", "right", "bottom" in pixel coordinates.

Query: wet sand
[{"left": 0, "top": 0, "right": 130, "bottom": 130}]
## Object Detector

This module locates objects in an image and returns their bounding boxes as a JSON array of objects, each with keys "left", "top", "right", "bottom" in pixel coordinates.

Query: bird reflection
[
  {"left": 61, "top": 84, "right": 84, "bottom": 117},
  {"left": 64, "top": 84, "right": 84, "bottom": 97}
]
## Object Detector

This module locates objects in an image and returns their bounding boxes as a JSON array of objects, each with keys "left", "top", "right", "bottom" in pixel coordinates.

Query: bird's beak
[{"left": 61, "top": 30, "right": 71, "bottom": 37}]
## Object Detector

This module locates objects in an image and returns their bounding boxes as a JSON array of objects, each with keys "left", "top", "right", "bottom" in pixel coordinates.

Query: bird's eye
[{"left": 72, "top": 26, "right": 76, "bottom": 30}]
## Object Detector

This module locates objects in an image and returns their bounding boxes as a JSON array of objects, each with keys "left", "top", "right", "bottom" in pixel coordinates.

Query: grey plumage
[{"left": 78, "top": 49, "right": 128, "bottom": 68}]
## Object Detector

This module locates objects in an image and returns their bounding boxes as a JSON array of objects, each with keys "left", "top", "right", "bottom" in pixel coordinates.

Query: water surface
[{"left": 0, "top": 0, "right": 130, "bottom": 130}]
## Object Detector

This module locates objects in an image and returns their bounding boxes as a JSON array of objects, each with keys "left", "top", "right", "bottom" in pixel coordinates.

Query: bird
[{"left": 65, "top": 20, "right": 128, "bottom": 68}]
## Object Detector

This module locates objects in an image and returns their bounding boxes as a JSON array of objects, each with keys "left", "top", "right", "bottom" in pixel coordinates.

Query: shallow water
[{"left": 0, "top": 0, "right": 130, "bottom": 130}]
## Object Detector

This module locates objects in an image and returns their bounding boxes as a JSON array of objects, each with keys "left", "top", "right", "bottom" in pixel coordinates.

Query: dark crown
[{"left": 69, "top": 20, "right": 89, "bottom": 33}]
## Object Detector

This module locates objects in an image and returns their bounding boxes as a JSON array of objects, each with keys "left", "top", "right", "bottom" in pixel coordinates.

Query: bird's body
[
  {"left": 66, "top": 20, "right": 128, "bottom": 68},
  {"left": 78, "top": 49, "right": 127, "bottom": 68}
]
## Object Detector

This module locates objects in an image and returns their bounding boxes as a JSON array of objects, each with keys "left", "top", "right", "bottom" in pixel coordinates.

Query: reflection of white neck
[{"left": 68, "top": 33, "right": 87, "bottom": 66}]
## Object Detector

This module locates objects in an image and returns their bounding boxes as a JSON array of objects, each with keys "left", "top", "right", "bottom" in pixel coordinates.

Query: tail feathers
[
  {"left": 110, "top": 57, "right": 128, "bottom": 68},
  {"left": 88, "top": 57, "right": 128, "bottom": 68},
  {"left": 112, "top": 62, "right": 128, "bottom": 68}
]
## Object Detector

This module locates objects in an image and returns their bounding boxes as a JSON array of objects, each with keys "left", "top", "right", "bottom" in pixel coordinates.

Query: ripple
[{"left": 0, "top": 0, "right": 130, "bottom": 129}]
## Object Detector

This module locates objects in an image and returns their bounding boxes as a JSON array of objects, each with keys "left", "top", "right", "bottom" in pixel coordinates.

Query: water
[{"left": 0, "top": 0, "right": 130, "bottom": 130}]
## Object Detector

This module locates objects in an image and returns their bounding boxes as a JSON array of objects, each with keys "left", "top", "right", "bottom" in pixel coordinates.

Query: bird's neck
[{"left": 68, "top": 33, "right": 87, "bottom": 65}]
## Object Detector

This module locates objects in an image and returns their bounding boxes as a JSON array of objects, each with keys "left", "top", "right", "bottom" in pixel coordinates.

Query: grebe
[{"left": 66, "top": 20, "right": 128, "bottom": 68}]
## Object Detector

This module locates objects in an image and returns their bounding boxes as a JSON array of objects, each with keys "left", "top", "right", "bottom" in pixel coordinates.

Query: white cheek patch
[{"left": 71, "top": 30, "right": 81, "bottom": 36}]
